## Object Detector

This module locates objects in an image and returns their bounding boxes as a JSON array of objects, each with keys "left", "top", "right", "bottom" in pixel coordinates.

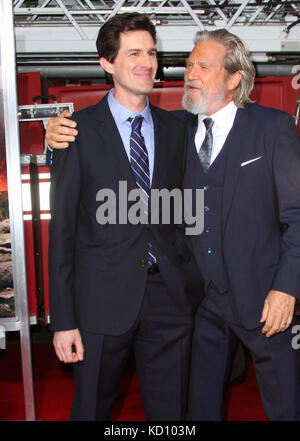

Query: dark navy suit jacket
[
  {"left": 176, "top": 104, "right": 300, "bottom": 329},
  {"left": 48, "top": 96, "right": 202, "bottom": 335}
]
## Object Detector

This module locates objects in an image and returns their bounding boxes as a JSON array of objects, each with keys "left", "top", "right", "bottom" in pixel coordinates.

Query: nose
[{"left": 140, "top": 53, "right": 153, "bottom": 69}]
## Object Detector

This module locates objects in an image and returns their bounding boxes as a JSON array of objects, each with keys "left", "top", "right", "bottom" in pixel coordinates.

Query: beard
[
  {"left": 182, "top": 82, "right": 208, "bottom": 115},
  {"left": 182, "top": 81, "right": 226, "bottom": 115}
]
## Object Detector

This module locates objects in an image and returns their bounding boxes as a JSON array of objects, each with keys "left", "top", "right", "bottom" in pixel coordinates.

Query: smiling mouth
[
  {"left": 138, "top": 74, "right": 152, "bottom": 80},
  {"left": 135, "top": 69, "right": 153, "bottom": 77},
  {"left": 185, "top": 82, "right": 205, "bottom": 96},
  {"left": 187, "top": 84, "right": 201, "bottom": 91}
]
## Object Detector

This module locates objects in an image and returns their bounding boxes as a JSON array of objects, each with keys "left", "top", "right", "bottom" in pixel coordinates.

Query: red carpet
[{"left": 0, "top": 342, "right": 267, "bottom": 421}]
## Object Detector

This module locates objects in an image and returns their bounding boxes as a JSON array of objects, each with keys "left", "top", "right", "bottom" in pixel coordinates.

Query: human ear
[
  {"left": 99, "top": 57, "right": 114, "bottom": 75},
  {"left": 227, "top": 70, "right": 242, "bottom": 91}
]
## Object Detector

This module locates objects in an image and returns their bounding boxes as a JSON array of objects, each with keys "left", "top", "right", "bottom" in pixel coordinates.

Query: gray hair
[{"left": 194, "top": 29, "right": 256, "bottom": 108}]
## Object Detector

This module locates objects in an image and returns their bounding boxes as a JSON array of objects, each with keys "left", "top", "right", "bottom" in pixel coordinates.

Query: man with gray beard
[
  {"left": 178, "top": 29, "right": 300, "bottom": 421},
  {"left": 45, "top": 28, "right": 300, "bottom": 421}
]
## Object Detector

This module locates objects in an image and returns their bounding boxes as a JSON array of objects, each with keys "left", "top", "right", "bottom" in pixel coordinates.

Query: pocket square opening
[{"left": 241, "top": 156, "right": 262, "bottom": 167}]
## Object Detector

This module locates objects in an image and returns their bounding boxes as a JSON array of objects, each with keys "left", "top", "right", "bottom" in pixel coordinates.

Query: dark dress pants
[
  {"left": 70, "top": 272, "right": 194, "bottom": 421},
  {"left": 188, "top": 285, "right": 300, "bottom": 421}
]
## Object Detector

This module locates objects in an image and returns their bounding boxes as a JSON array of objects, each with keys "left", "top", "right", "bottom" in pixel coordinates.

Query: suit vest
[{"left": 194, "top": 138, "right": 230, "bottom": 294}]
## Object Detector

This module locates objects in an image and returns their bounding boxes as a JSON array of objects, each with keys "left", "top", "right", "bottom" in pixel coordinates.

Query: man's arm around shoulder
[
  {"left": 49, "top": 138, "right": 83, "bottom": 362},
  {"left": 46, "top": 110, "right": 78, "bottom": 149}
]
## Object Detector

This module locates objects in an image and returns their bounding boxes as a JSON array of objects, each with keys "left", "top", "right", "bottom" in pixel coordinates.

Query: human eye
[{"left": 199, "top": 63, "right": 209, "bottom": 70}]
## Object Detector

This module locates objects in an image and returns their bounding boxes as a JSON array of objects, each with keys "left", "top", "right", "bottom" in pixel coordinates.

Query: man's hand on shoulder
[
  {"left": 53, "top": 328, "right": 84, "bottom": 363},
  {"left": 260, "top": 290, "right": 296, "bottom": 338},
  {"left": 46, "top": 110, "right": 78, "bottom": 149}
]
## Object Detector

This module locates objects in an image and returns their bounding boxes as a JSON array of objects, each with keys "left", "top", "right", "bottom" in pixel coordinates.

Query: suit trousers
[
  {"left": 188, "top": 285, "right": 300, "bottom": 421},
  {"left": 70, "top": 271, "right": 193, "bottom": 421}
]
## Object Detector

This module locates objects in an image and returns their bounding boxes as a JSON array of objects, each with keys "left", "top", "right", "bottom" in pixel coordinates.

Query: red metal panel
[
  {"left": 17, "top": 72, "right": 41, "bottom": 105},
  {"left": 47, "top": 84, "right": 112, "bottom": 111},
  {"left": 251, "top": 77, "right": 300, "bottom": 135},
  {"left": 250, "top": 77, "right": 300, "bottom": 114},
  {"left": 251, "top": 78, "right": 285, "bottom": 110},
  {"left": 147, "top": 82, "right": 185, "bottom": 110},
  {"left": 48, "top": 77, "right": 300, "bottom": 114},
  {"left": 18, "top": 73, "right": 44, "bottom": 155},
  {"left": 47, "top": 82, "right": 186, "bottom": 112}
]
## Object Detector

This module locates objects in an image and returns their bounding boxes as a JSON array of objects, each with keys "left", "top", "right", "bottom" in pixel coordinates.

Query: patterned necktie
[
  {"left": 129, "top": 116, "right": 156, "bottom": 266},
  {"left": 198, "top": 117, "right": 214, "bottom": 172}
]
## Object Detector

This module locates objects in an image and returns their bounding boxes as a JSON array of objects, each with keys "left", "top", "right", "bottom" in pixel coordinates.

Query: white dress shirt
[{"left": 194, "top": 101, "right": 238, "bottom": 166}]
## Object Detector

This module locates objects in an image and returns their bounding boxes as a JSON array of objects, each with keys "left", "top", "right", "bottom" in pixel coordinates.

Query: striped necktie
[
  {"left": 129, "top": 116, "right": 156, "bottom": 266},
  {"left": 198, "top": 117, "right": 214, "bottom": 172}
]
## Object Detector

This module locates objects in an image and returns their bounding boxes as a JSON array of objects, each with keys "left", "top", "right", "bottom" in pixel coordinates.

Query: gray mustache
[{"left": 184, "top": 82, "right": 205, "bottom": 92}]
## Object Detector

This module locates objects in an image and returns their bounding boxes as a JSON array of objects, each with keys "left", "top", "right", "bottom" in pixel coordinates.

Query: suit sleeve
[
  {"left": 48, "top": 136, "right": 81, "bottom": 331},
  {"left": 271, "top": 113, "right": 300, "bottom": 299}
]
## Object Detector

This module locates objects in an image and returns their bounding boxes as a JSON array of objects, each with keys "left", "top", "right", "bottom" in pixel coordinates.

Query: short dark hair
[{"left": 96, "top": 13, "right": 157, "bottom": 62}]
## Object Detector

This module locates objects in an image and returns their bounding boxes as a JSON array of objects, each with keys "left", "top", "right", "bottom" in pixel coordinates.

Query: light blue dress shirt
[{"left": 107, "top": 88, "right": 155, "bottom": 185}]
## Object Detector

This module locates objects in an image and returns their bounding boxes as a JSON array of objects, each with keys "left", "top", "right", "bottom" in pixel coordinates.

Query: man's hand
[
  {"left": 53, "top": 328, "right": 84, "bottom": 363},
  {"left": 46, "top": 110, "right": 78, "bottom": 149},
  {"left": 260, "top": 290, "right": 296, "bottom": 338}
]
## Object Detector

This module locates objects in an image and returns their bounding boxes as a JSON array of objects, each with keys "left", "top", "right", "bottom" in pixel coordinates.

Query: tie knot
[
  {"left": 203, "top": 117, "right": 214, "bottom": 131},
  {"left": 129, "top": 115, "right": 143, "bottom": 132}
]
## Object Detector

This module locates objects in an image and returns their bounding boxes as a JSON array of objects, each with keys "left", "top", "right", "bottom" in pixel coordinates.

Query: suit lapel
[
  {"left": 94, "top": 95, "right": 137, "bottom": 190},
  {"left": 186, "top": 114, "right": 203, "bottom": 183},
  {"left": 187, "top": 115, "right": 199, "bottom": 153},
  {"left": 222, "top": 106, "right": 252, "bottom": 234},
  {"left": 150, "top": 105, "right": 169, "bottom": 190}
]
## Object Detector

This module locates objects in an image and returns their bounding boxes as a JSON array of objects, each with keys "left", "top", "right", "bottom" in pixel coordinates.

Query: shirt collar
[
  {"left": 108, "top": 88, "right": 152, "bottom": 125},
  {"left": 197, "top": 101, "right": 237, "bottom": 133}
]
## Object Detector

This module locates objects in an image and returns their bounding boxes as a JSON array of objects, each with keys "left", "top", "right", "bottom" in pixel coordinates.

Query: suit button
[
  {"left": 207, "top": 248, "right": 213, "bottom": 254},
  {"left": 204, "top": 206, "right": 210, "bottom": 212},
  {"left": 140, "top": 259, "right": 147, "bottom": 267},
  {"left": 205, "top": 227, "right": 211, "bottom": 233},
  {"left": 203, "top": 185, "right": 209, "bottom": 191}
]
